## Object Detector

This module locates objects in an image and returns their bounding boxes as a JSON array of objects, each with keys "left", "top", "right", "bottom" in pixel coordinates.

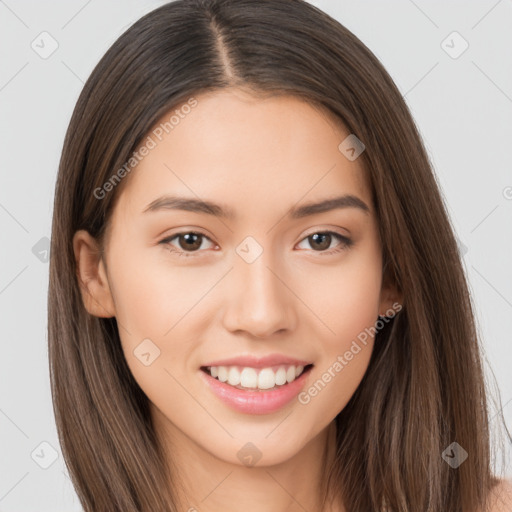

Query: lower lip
[{"left": 199, "top": 366, "right": 313, "bottom": 415}]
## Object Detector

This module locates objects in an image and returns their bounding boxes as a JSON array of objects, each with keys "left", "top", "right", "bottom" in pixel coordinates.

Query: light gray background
[{"left": 1, "top": 0, "right": 511, "bottom": 510}]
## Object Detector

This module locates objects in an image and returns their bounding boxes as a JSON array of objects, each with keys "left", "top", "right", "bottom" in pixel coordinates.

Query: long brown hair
[{"left": 48, "top": 0, "right": 507, "bottom": 510}]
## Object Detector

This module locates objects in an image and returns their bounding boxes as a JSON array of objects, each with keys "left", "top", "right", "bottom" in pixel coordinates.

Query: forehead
[{"left": 111, "top": 88, "right": 371, "bottom": 224}]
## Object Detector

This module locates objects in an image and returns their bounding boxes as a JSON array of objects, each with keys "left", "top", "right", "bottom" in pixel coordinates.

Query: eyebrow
[{"left": 142, "top": 194, "right": 370, "bottom": 219}]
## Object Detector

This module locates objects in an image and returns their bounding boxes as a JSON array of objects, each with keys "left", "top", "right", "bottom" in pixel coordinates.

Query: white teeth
[
  {"left": 275, "top": 367, "right": 287, "bottom": 386},
  {"left": 258, "top": 368, "right": 276, "bottom": 389},
  {"left": 240, "top": 367, "right": 258, "bottom": 388},
  {"left": 217, "top": 366, "right": 228, "bottom": 382},
  {"left": 206, "top": 364, "right": 308, "bottom": 390},
  {"left": 227, "top": 367, "right": 241, "bottom": 386}
]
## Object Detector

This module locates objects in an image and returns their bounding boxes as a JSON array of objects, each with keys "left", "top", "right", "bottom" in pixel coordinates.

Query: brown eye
[
  {"left": 308, "top": 233, "right": 332, "bottom": 251},
  {"left": 296, "top": 231, "right": 353, "bottom": 254},
  {"left": 159, "top": 231, "right": 215, "bottom": 257},
  {"left": 177, "top": 233, "right": 203, "bottom": 251}
]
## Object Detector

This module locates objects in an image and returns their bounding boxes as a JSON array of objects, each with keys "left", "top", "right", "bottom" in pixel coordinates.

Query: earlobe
[{"left": 72, "top": 229, "right": 116, "bottom": 318}]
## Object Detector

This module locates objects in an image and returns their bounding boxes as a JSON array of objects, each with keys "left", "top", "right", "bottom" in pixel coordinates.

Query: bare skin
[{"left": 73, "top": 87, "right": 404, "bottom": 511}]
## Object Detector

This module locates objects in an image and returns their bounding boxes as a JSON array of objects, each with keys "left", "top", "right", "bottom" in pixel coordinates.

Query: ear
[
  {"left": 72, "top": 229, "right": 116, "bottom": 318},
  {"left": 378, "top": 272, "right": 403, "bottom": 318}
]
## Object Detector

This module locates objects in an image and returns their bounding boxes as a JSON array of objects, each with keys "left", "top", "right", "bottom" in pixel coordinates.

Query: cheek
[
  {"left": 294, "top": 246, "right": 381, "bottom": 411},
  {"left": 107, "top": 244, "right": 220, "bottom": 388},
  {"left": 296, "top": 247, "right": 382, "bottom": 347},
  {"left": 108, "top": 243, "right": 214, "bottom": 337},
  {"left": 107, "top": 249, "right": 202, "bottom": 415},
  {"left": 299, "top": 341, "right": 373, "bottom": 421}
]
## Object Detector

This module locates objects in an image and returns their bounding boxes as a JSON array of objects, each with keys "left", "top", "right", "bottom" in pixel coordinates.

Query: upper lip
[{"left": 201, "top": 353, "right": 313, "bottom": 369}]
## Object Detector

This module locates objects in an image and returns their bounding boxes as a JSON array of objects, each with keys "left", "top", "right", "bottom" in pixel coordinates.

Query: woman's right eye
[{"left": 159, "top": 232, "right": 216, "bottom": 257}]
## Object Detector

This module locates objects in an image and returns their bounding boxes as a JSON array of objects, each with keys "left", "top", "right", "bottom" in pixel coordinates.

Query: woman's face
[{"left": 75, "top": 87, "right": 398, "bottom": 468}]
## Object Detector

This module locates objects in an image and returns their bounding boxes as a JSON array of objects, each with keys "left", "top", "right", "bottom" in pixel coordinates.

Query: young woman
[{"left": 48, "top": 0, "right": 511, "bottom": 510}]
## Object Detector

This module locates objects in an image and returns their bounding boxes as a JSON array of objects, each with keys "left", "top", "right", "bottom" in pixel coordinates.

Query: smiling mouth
[{"left": 200, "top": 363, "right": 314, "bottom": 391}]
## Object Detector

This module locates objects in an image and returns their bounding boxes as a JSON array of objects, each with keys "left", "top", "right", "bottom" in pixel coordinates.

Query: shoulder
[{"left": 487, "top": 478, "right": 512, "bottom": 512}]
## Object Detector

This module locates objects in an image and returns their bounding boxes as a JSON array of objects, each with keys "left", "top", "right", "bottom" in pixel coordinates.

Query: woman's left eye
[
  {"left": 159, "top": 230, "right": 353, "bottom": 257},
  {"left": 296, "top": 231, "right": 353, "bottom": 254}
]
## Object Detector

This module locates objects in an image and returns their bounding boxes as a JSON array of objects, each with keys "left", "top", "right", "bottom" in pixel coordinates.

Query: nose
[{"left": 221, "top": 250, "right": 297, "bottom": 338}]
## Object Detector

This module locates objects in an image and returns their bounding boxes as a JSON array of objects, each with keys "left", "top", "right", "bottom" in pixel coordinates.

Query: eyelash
[{"left": 158, "top": 230, "right": 353, "bottom": 258}]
